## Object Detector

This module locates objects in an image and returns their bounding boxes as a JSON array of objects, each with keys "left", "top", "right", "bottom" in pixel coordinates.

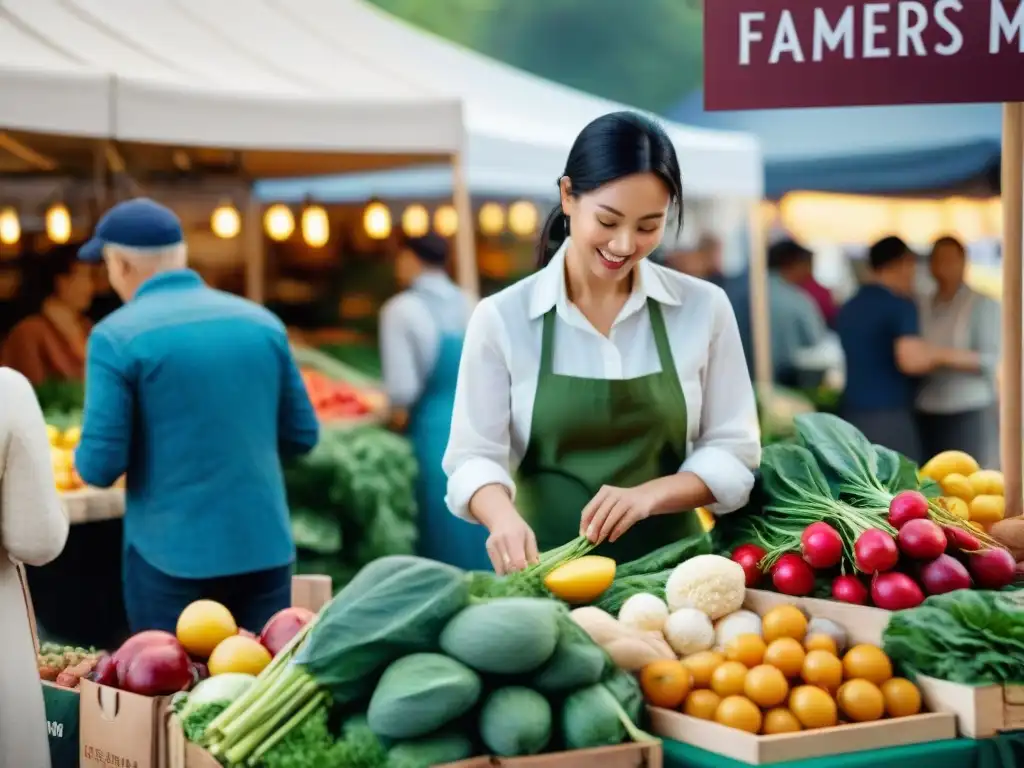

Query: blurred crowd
[{"left": 667, "top": 233, "right": 1000, "bottom": 467}]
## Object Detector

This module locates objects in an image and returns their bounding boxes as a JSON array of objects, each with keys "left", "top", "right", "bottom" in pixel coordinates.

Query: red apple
[
  {"left": 259, "top": 607, "right": 315, "bottom": 657},
  {"left": 112, "top": 631, "right": 182, "bottom": 688},
  {"left": 91, "top": 654, "right": 118, "bottom": 687},
  {"left": 122, "top": 643, "right": 193, "bottom": 697}
]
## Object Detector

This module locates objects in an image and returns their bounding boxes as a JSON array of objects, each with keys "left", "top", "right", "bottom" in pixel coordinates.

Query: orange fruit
[
  {"left": 682, "top": 651, "right": 725, "bottom": 688},
  {"left": 789, "top": 685, "right": 838, "bottom": 729},
  {"left": 715, "top": 696, "right": 762, "bottom": 734},
  {"left": 684, "top": 689, "right": 722, "bottom": 720},
  {"left": 744, "top": 664, "right": 789, "bottom": 708},
  {"left": 710, "top": 661, "right": 748, "bottom": 697},
  {"left": 804, "top": 634, "right": 838, "bottom": 655},
  {"left": 762, "top": 707, "right": 802, "bottom": 734},
  {"left": 764, "top": 637, "right": 806, "bottom": 677},
  {"left": 640, "top": 660, "right": 693, "bottom": 709},
  {"left": 207, "top": 635, "right": 272, "bottom": 676},
  {"left": 842, "top": 645, "right": 893, "bottom": 685},
  {"left": 725, "top": 634, "right": 767, "bottom": 668},
  {"left": 881, "top": 678, "right": 922, "bottom": 717},
  {"left": 837, "top": 679, "right": 885, "bottom": 722},
  {"left": 762, "top": 605, "right": 808, "bottom": 643},
  {"left": 801, "top": 649, "right": 844, "bottom": 692},
  {"left": 176, "top": 600, "right": 238, "bottom": 658}
]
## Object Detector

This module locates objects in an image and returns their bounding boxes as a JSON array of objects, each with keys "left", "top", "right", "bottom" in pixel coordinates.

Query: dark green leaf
[
  {"left": 793, "top": 413, "right": 879, "bottom": 493},
  {"left": 874, "top": 445, "right": 920, "bottom": 493},
  {"left": 760, "top": 443, "right": 835, "bottom": 506}
]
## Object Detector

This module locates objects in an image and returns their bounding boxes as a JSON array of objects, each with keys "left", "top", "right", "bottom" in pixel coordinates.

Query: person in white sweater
[{"left": 0, "top": 367, "right": 70, "bottom": 768}]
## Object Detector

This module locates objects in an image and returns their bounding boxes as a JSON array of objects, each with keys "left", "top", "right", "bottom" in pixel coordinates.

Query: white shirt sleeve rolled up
[{"left": 442, "top": 241, "right": 761, "bottom": 523}]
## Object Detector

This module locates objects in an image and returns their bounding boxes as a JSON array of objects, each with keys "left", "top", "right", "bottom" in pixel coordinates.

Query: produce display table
[{"left": 664, "top": 732, "right": 1024, "bottom": 768}]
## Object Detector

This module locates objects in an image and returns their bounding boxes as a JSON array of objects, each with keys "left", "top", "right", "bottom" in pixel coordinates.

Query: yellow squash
[
  {"left": 544, "top": 555, "right": 616, "bottom": 603},
  {"left": 921, "top": 450, "right": 980, "bottom": 482}
]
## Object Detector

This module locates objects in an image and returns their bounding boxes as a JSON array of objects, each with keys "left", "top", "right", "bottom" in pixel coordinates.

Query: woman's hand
[
  {"left": 470, "top": 484, "right": 539, "bottom": 575},
  {"left": 580, "top": 484, "right": 657, "bottom": 545},
  {"left": 485, "top": 513, "right": 540, "bottom": 575}
]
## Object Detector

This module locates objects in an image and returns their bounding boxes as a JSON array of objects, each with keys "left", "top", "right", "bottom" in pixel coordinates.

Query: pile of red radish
[{"left": 729, "top": 489, "right": 1017, "bottom": 610}]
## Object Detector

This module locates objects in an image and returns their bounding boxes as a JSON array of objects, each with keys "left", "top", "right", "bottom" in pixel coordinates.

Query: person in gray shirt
[
  {"left": 916, "top": 236, "right": 1001, "bottom": 467},
  {"left": 733, "top": 239, "right": 828, "bottom": 385}
]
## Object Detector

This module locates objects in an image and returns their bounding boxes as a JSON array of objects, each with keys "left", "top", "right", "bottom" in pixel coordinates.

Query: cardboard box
[
  {"left": 43, "top": 681, "right": 81, "bottom": 768},
  {"left": 647, "top": 590, "right": 957, "bottom": 764},
  {"left": 80, "top": 574, "right": 333, "bottom": 768},
  {"left": 167, "top": 715, "right": 662, "bottom": 768}
]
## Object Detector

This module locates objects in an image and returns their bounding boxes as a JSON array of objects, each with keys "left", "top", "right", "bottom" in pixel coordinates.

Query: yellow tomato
[
  {"left": 710, "top": 661, "right": 748, "bottom": 697},
  {"left": 762, "top": 605, "right": 808, "bottom": 643},
  {"left": 714, "top": 696, "right": 762, "bottom": 734},
  {"left": 684, "top": 689, "right": 722, "bottom": 719},
  {"left": 682, "top": 651, "right": 725, "bottom": 688},
  {"left": 969, "top": 495, "right": 1005, "bottom": 524},
  {"left": 801, "top": 650, "right": 844, "bottom": 692},
  {"left": 744, "top": 664, "right": 790, "bottom": 708},
  {"left": 764, "top": 637, "right": 807, "bottom": 677},
  {"left": 968, "top": 470, "right": 1004, "bottom": 497},
  {"left": 724, "top": 634, "right": 767, "bottom": 668},
  {"left": 842, "top": 645, "right": 893, "bottom": 685},
  {"left": 939, "top": 473, "right": 974, "bottom": 501},
  {"left": 762, "top": 707, "right": 802, "bottom": 734},
  {"left": 837, "top": 679, "right": 885, "bottom": 722},
  {"left": 804, "top": 634, "right": 838, "bottom": 655},
  {"left": 881, "top": 678, "right": 922, "bottom": 717},
  {"left": 789, "top": 685, "right": 838, "bottom": 729}
]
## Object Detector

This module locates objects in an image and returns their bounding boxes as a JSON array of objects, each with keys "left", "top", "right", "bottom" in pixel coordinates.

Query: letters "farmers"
[{"left": 738, "top": 0, "right": 1024, "bottom": 65}]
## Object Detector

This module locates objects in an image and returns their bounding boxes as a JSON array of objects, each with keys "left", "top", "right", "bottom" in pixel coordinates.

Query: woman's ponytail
[{"left": 536, "top": 205, "right": 568, "bottom": 269}]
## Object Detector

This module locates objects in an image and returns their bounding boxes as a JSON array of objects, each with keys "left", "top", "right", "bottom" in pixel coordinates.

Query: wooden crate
[
  {"left": 915, "top": 676, "right": 1024, "bottom": 738},
  {"left": 168, "top": 716, "right": 661, "bottom": 768},
  {"left": 648, "top": 707, "right": 955, "bottom": 765}
]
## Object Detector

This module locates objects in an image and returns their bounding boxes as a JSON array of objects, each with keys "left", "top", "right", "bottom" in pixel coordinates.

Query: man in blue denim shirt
[{"left": 75, "top": 199, "right": 319, "bottom": 634}]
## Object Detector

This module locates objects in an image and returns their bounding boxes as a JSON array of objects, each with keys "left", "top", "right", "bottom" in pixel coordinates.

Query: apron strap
[
  {"left": 647, "top": 299, "right": 676, "bottom": 373},
  {"left": 540, "top": 308, "right": 557, "bottom": 375}
]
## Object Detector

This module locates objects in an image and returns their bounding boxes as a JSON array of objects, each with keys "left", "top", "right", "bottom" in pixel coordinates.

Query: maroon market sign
[{"left": 704, "top": 0, "right": 1024, "bottom": 111}]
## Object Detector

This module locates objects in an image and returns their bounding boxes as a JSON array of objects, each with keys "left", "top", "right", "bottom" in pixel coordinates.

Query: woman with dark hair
[
  {"left": 1, "top": 245, "right": 95, "bottom": 385},
  {"left": 442, "top": 112, "right": 760, "bottom": 573},
  {"left": 916, "top": 236, "right": 1001, "bottom": 466}
]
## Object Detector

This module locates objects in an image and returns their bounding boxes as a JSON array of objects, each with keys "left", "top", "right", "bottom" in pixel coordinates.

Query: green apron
[{"left": 517, "top": 298, "right": 702, "bottom": 561}]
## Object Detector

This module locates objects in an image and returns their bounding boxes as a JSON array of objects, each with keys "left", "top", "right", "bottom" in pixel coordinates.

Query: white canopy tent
[{"left": 0, "top": 0, "right": 763, "bottom": 298}]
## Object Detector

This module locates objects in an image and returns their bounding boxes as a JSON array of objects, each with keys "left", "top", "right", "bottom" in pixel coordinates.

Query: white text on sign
[{"left": 738, "top": 0, "right": 1024, "bottom": 65}]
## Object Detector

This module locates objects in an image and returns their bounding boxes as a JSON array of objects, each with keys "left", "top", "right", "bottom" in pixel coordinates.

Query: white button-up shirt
[{"left": 442, "top": 239, "right": 761, "bottom": 522}]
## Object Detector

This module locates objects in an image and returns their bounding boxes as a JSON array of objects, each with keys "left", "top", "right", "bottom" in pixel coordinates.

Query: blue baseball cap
[{"left": 78, "top": 198, "right": 184, "bottom": 262}]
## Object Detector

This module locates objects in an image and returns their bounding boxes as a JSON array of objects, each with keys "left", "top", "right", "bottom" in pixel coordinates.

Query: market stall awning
[
  {"left": 668, "top": 89, "right": 1001, "bottom": 199},
  {"left": 0, "top": 9, "right": 111, "bottom": 139},
  {"left": 0, "top": 0, "right": 464, "bottom": 162},
  {"left": 253, "top": 0, "right": 763, "bottom": 200}
]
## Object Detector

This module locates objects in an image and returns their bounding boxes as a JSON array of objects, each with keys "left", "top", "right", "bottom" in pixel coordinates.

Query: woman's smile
[{"left": 596, "top": 247, "right": 630, "bottom": 271}]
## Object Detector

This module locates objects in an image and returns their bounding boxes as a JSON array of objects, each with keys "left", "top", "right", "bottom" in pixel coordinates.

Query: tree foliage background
[{"left": 367, "top": 0, "right": 705, "bottom": 113}]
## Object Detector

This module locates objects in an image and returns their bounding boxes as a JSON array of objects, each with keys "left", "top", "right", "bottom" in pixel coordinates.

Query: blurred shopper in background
[
  {"left": 74, "top": 198, "right": 319, "bottom": 634},
  {"left": 799, "top": 262, "right": 838, "bottom": 329},
  {"left": 837, "top": 236, "right": 978, "bottom": 462},
  {"left": 1, "top": 246, "right": 94, "bottom": 385},
  {"left": 732, "top": 239, "right": 828, "bottom": 385},
  {"left": 379, "top": 234, "right": 489, "bottom": 571},
  {"left": 916, "top": 236, "right": 1001, "bottom": 467}
]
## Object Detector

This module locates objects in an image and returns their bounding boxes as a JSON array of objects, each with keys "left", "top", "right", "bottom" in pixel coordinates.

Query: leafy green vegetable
[
  {"left": 614, "top": 531, "right": 713, "bottom": 578},
  {"left": 479, "top": 687, "right": 553, "bottom": 757},
  {"left": 203, "top": 557, "right": 469, "bottom": 765},
  {"left": 793, "top": 413, "right": 885, "bottom": 503},
  {"left": 469, "top": 536, "right": 595, "bottom": 598},
  {"left": 259, "top": 708, "right": 387, "bottom": 768},
  {"left": 180, "top": 674, "right": 255, "bottom": 719},
  {"left": 181, "top": 703, "right": 228, "bottom": 744},
  {"left": 386, "top": 732, "right": 474, "bottom": 768},
  {"left": 285, "top": 426, "right": 418, "bottom": 589},
  {"left": 882, "top": 591, "right": 1024, "bottom": 685}
]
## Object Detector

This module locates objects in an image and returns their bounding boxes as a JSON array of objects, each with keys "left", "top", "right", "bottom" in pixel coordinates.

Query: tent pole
[
  {"left": 748, "top": 201, "right": 772, "bottom": 394},
  {"left": 1000, "top": 103, "right": 1023, "bottom": 518},
  {"left": 243, "top": 192, "right": 265, "bottom": 304},
  {"left": 450, "top": 151, "right": 480, "bottom": 302}
]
